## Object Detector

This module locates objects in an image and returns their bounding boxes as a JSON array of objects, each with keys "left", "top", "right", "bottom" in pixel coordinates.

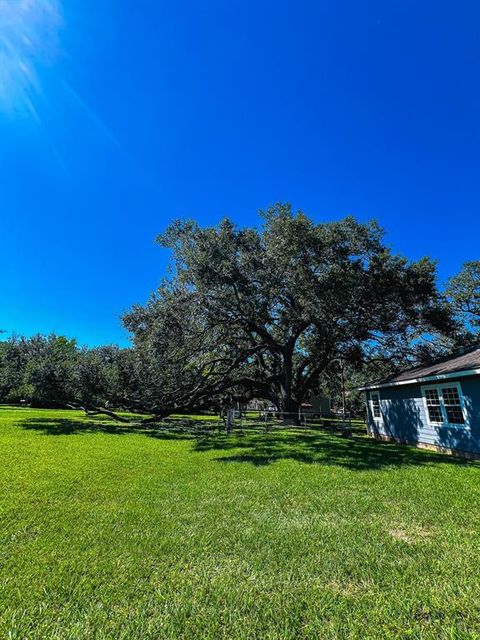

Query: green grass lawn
[{"left": 2, "top": 407, "right": 480, "bottom": 639}]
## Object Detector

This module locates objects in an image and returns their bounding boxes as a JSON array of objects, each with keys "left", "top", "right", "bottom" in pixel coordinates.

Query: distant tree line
[{"left": 1, "top": 204, "right": 479, "bottom": 420}]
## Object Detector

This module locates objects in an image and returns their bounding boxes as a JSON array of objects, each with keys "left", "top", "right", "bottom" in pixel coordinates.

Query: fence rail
[{"left": 221, "top": 409, "right": 366, "bottom": 435}]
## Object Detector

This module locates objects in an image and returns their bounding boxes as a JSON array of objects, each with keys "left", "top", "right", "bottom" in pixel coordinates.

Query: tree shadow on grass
[
  {"left": 195, "top": 430, "right": 473, "bottom": 470},
  {"left": 18, "top": 415, "right": 218, "bottom": 439},
  {"left": 16, "top": 414, "right": 476, "bottom": 471}
]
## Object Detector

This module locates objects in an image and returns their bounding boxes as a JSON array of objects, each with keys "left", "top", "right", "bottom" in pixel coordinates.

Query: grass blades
[{"left": 1, "top": 407, "right": 480, "bottom": 639}]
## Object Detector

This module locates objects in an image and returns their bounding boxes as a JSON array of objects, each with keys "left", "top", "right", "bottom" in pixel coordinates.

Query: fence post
[{"left": 226, "top": 408, "right": 234, "bottom": 433}]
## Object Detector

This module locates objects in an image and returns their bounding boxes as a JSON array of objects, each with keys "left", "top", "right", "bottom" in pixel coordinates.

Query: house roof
[{"left": 360, "top": 345, "right": 480, "bottom": 391}]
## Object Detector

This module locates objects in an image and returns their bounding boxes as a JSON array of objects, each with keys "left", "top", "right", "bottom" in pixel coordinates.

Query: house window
[
  {"left": 424, "top": 388, "right": 443, "bottom": 423},
  {"left": 422, "top": 383, "right": 467, "bottom": 427},
  {"left": 371, "top": 392, "right": 381, "bottom": 419},
  {"left": 441, "top": 386, "right": 465, "bottom": 425}
]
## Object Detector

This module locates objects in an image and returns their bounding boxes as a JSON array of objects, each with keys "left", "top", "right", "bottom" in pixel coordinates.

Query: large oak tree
[{"left": 123, "top": 204, "right": 452, "bottom": 416}]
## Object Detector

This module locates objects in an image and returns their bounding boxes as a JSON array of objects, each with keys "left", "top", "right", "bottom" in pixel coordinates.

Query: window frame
[
  {"left": 370, "top": 390, "right": 382, "bottom": 422},
  {"left": 421, "top": 381, "right": 469, "bottom": 429}
]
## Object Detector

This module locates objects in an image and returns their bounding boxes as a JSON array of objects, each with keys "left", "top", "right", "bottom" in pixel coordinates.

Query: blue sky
[{"left": 1, "top": 0, "right": 479, "bottom": 346}]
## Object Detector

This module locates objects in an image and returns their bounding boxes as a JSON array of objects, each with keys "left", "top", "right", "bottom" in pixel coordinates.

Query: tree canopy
[
  {"left": 446, "top": 261, "right": 480, "bottom": 333},
  {"left": 1, "top": 205, "right": 462, "bottom": 420},
  {"left": 123, "top": 204, "right": 453, "bottom": 415},
  {"left": 0, "top": 334, "right": 133, "bottom": 420}
]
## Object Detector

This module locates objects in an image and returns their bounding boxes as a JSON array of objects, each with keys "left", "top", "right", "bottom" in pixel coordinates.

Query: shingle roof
[{"left": 361, "top": 345, "right": 480, "bottom": 390}]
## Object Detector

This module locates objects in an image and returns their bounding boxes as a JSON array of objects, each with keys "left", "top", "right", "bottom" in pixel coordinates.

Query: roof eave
[{"left": 359, "top": 367, "right": 480, "bottom": 392}]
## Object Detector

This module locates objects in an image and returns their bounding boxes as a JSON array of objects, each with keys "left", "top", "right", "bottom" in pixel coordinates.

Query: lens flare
[
  {"left": 0, "top": 1, "right": 125, "bottom": 178},
  {"left": 0, "top": 0, "right": 62, "bottom": 115}
]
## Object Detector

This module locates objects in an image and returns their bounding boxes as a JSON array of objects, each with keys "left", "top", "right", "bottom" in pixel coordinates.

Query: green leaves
[
  {"left": 124, "top": 204, "right": 450, "bottom": 414},
  {"left": 0, "top": 335, "right": 130, "bottom": 411},
  {"left": 446, "top": 261, "right": 480, "bottom": 331}
]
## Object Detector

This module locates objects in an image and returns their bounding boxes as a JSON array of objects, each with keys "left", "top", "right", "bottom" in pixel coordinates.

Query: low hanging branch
[
  {"left": 65, "top": 401, "right": 132, "bottom": 423},
  {"left": 121, "top": 206, "right": 453, "bottom": 419},
  {"left": 65, "top": 399, "right": 196, "bottom": 425}
]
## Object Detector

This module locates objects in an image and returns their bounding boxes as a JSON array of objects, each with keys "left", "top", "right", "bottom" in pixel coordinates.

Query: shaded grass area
[
  {"left": 1, "top": 407, "right": 480, "bottom": 639},
  {"left": 18, "top": 410, "right": 468, "bottom": 471}
]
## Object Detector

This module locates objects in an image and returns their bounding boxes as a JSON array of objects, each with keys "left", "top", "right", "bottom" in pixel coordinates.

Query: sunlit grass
[{"left": 1, "top": 407, "right": 480, "bottom": 639}]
